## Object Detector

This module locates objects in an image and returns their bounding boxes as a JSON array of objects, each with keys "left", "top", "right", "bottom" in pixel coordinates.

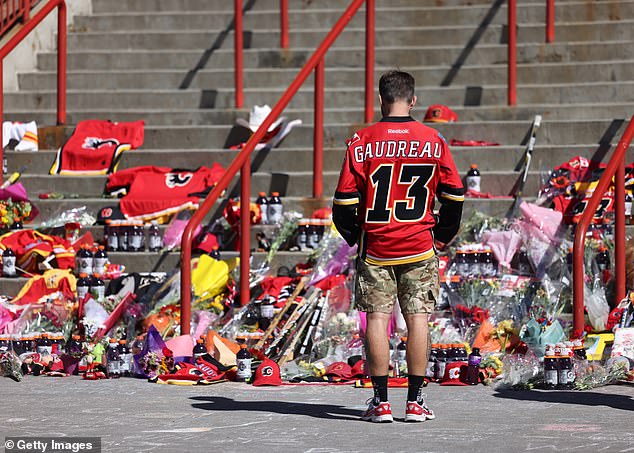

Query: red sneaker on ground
[
  {"left": 361, "top": 399, "right": 393, "bottom": 423},
  {"left": 405, "top": 399, "right": 436, "bottom": 422}
]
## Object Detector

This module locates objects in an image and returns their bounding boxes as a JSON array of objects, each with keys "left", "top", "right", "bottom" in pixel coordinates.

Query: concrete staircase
[{"left": 2, "top": 0, "right": 633, "bottom": 295}]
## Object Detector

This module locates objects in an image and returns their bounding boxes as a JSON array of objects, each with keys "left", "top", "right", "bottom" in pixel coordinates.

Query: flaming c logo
[
  {"left": 165, "top": 172, "right": 193, "bottom": 188},
  {"left": 448, "top": 366, "right": 461, "bottom": 379},
  {"left": 83, "top": 137, "right": 119, "bottom": 149},
  {"left": 261, "top": 366, "right": 274, "bottom": 376}
]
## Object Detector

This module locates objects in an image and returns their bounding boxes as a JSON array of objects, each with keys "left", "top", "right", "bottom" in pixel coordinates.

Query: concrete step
[
  {"left": 27, "top": 195, "right": 331, "bottom": 223},
  {"left": 19, "top": 60, "right": 634, "bottom": 92},
  {"left": 35, "top": 41, "right": 634, "bottom": 73},
  {"left": 72, "top": 2, "right": 634, "bottom": 32},
  {"left": 205, "top": 83, "right": 634, "bottom": 110},
  {"left": 3, "top": 89, "right": 206, "bottom": 110},
  {"left": 44, "top": 120, "right": 632, "bottom": 148},
  {"left": 8, "top": 82, "right": 634, "bottom": 112},
  {"left": 5, "top": 102, "right": 634, "bottom": 130},
  {"left": 8, "top": 144, "right": 634, "bottom": 176},
  {"left": 90, "top": 0, "right": 499, "bottom": 14},
  {"left": 7, "top": 121, "right": 627, "bottom": 151},
  {"left": 14, "top": 169, "right": 564, "bottom": 202},
  {"left": 63, "top": 21, "right": 634, "bottom": 52},
  {"left": 18, "top": 173, "right": 328, "bottom": 198}
]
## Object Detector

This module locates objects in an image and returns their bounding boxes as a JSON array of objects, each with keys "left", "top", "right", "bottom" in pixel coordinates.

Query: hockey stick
[
  {"left": 265, "top": 292, "right": 312, "bottom": 358},
  {"left": 254, "top": 276, "right": 307, "bottom": 350},
  {"left": 298, "top": 290, "right": 329, "bottom": 356},
  {"left": 276, "top": 290, "right": 323, "bottom": 366},
  {"left": 266, "top": 287, "right": 320, "bottom": 358},
  {"left": 507, "top": 114, "right": 542, "bottom": 218},
  {"left": 265, "top": 299, "right": 308, "bottom": 358}
]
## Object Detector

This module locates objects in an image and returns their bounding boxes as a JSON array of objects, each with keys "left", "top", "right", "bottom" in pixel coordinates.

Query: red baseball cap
[
  {"left": 440, "top": 361, "right": 469, "bottom": 386},
  {"left": 423, "top": 104, "right": 458, "bottom": 123},
  {"left": 325, "top": 361, "right": 354, "bottom": 379},
  {"left": 252, "top": 358, "right": 282, "bottom": 386}
]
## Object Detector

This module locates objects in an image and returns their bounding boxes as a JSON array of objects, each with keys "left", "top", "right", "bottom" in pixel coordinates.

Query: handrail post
[
  {"left": 364, "top": 0, "right": 375, "bottom": 123},
  {"left": 234, "top": 0, "right": 244, "bottom": 108},
  {"left": 240, "top": 160, "right": 251, "bottom": 306},
  {"left": 24, "top": 0, "right": 31, "bottom": 22},
  {"left": 507, "top": 0, "right": 516, "bottom": 106},
  {"left": 614, "top": 158, "right": 626, "bottom": 303},
  {"left": 280, "top": 0, "right": 289, "bottom": 49},
  {"left": 546, "top": 0, "right": 555, "bottom": 43},
  {"left": 313, "top": 59, "right": 324, "bottom": 199},
  {"left": 181, "top": 261, "right": 192, "bottom": 336},
  {"left": 57, "top": 0, "right": 66, "bottom": 125}
]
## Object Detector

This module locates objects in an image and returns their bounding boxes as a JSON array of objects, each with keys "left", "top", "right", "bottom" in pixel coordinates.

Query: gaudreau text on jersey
[{"left": 352, "top": 140, "right": 442, "bottom": 163}]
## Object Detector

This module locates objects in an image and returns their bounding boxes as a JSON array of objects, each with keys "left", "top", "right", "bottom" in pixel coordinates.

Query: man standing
[{"left": 332, "top": 70, "right": 464, "bottom": 423}]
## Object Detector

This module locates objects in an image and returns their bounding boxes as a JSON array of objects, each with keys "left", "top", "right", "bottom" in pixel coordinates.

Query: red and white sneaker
[
  {"left": 405, "top": 399, "right": 436, "bottom": 422},
  {"left": 361, "top": 399, "right": 393, "bottom": 423}
]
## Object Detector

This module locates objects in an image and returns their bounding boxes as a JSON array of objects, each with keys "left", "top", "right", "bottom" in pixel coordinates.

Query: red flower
[{"left": 471, "top": 306, "right": 489, "bottom": 323}]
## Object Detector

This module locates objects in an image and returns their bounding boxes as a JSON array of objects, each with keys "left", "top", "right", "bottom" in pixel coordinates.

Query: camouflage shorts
[{"left": 355, "top": 256, "right": 439, "bottom": 315}]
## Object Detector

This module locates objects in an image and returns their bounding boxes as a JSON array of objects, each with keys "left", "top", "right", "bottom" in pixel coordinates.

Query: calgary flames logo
[
  {"left": 165, "top": 172, "right": 193, "bottom": 188},
  {"left": 261, "top": 366, "right": 274, "bottom": 376},
  {"left": 448, "top": 366, "right": 461, "bottom": 380},
  {"left": 83, "top": 137, "right": 119, "bottom": 149}
]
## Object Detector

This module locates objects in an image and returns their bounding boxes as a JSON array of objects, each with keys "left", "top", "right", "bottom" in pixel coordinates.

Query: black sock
[
  {"left": 371, "top": 375, "right": 388, "bottom": 402},
  {"left": 408, "top": 375, "right": 425, "bottom": 402}
]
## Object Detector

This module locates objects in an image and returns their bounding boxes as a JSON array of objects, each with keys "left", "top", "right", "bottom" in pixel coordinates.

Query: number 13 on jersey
[{"left": 366, "top": 163, "right": 436, "bottom": 223}]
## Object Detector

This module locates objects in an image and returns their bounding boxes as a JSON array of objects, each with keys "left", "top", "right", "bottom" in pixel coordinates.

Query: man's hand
[{"left": 434, "top": 239, "right": 447, "bottom": 251}]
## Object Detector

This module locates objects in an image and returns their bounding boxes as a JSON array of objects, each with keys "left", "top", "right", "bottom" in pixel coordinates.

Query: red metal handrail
[
  {"left": 280, "top": 0, "right": 288, "bottom": 49},
  {"left": 364, "top": 0, "right": 374, "bottom": 123},
  {"left": 507, "top": 0, "right": 516, "bottom": 106},
  {"left": 572, "top": 116, "right": 633, "bottom": 338},
  {"left": 507, "top": 0, "right": 555, "bottom": 105},
  {"left": 546, "top": 0, "right": 555, "bottom": 42},
  {"left": 234, "top": 0, "right": 243, "bottom": 108},
  {"left": 181, "top": 0, "right": 374, "bottom": 335},
  {"left": 0, "top": 0, "right": 65, "bottom": 180},
  {"left": 1, "top": 0, "right": 32, "bottom": 37}
]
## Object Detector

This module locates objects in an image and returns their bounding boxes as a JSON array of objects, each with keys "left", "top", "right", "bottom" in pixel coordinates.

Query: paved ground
[{"left": 0, "top": 377, "right": 632, "bottom": 453}]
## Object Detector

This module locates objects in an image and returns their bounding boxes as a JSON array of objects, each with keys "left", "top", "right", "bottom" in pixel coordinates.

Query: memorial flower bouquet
[{"left": 0, "top": 199, "right": 32, "bottom": 230}]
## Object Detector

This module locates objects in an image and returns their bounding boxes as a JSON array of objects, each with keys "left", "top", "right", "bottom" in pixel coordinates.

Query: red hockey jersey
[
  {"left": 333, "top": 117, "right": 464, "bottom": 265},
  {"left": 105, "top": 164, "right": 225, "bottom": 221},
  {"left": 50, "top": 120, "right": 144, "bottom": 175},
  {"left": 0, "top": 230, "right": 75, "bottom": 273},
  {"left": 543, "top": 156, "right": 611, "bottom": 224}
]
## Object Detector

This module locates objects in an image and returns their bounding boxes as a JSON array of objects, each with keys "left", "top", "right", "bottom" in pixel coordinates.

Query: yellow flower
[{"left": 497, "top": 319, "right": 516, "bottom": 334}]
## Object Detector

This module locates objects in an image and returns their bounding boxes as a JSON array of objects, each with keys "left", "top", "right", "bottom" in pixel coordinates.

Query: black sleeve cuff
[
  {"left": 332, "top": 203, "right": 360, "bottom": 247},
  {"left": 432, "top": 197, "right": 464, "bottom": 245}
]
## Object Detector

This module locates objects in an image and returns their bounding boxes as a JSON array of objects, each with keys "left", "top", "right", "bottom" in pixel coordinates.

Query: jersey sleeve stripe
[
  {"left": 440, "top": 192, "right": 465, "bottom": 202},
  {"left": 333, "top": 197, "right": 360, "bottom": 205},
  {"left": 333, "top": 190, "right": 360, "bottom": 205}
]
